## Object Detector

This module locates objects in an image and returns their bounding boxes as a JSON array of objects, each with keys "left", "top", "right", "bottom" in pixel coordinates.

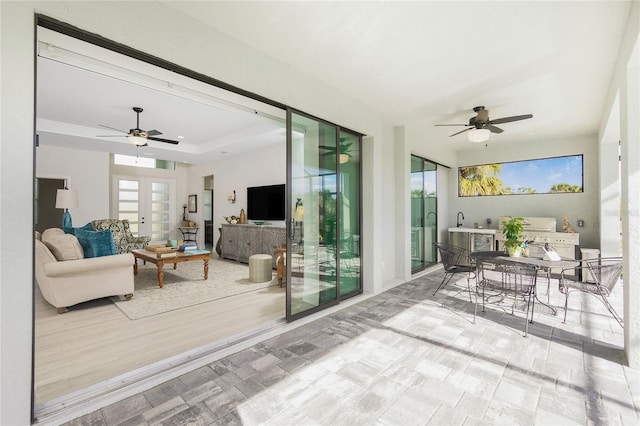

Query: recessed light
[{"left": 178, "top": 136, "right": 184, "bottom": 139}]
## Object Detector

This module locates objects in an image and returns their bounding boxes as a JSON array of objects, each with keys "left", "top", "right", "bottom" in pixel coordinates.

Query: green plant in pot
[{"left": 502, "top": 216, "right": 525, "bottom": 257}]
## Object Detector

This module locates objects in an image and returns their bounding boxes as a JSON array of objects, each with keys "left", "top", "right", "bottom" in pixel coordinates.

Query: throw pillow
[
  {"left": 43, "top": 234, "right": 85, "bottom": 261},
  {"left": 64, "top": 223, "right": 94, "bottom": 235},
  {"left": 74, "top": 229, "right": 117, "bottom": 258}
]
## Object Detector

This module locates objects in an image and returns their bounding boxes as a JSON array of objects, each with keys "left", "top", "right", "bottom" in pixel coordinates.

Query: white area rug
[{"left": 111, "top": 256, "right": 277, "bottom": 320}]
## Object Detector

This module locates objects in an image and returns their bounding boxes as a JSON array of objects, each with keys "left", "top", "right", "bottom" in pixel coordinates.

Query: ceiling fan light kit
[
  {"left": 127, "top": 134, "right": 148, "bottom": 146},
  {"left": 468, "top": 128, "right": 491, "bottom": 143},
  {"left": 98, "top": 107, "right": 180, "bottom": 146}
]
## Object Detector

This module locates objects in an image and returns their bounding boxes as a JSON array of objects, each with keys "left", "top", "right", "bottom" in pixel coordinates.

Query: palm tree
[
  {"left": 459, "top": 164, "right": 505, "bottom": 196},
  {"left": 550, "top": 183, "right": 582, "bottom": 193}
]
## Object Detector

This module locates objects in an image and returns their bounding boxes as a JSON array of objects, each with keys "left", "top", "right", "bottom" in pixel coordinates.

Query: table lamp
[
  {"left": 294, "top": 198, "right": 304, "bottom": 222},
  {"left": 55, "top": 188, "right": 79, "bottom": 228}
]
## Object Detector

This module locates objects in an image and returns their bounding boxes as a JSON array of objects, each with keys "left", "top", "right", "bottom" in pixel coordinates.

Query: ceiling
[{"left": 37, "top": 1, "right": 631, "bottom": 163}]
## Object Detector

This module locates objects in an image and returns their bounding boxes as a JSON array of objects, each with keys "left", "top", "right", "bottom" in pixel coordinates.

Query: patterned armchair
[{"left": 91, "top": 219, "right": 150, "bottom": 254}]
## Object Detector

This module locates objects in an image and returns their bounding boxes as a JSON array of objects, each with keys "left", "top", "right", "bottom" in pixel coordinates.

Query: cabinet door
[
  {"left": 238, "top": 226, "right": 263, "bottom": 262},
  {"left": 221, "top": 225, "right": 238, "bottom": 260}
]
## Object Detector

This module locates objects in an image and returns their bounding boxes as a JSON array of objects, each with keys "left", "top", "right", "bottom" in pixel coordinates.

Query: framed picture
[{"left": 188, "top": 194, "right": 197, "bottom": 213}]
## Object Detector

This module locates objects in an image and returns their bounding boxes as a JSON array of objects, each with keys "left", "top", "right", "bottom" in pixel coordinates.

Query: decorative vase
[
  {"left": 239, "top": 208, "right": 246, "bottom": 224},
  {"left": 507, "top": 246, "right": 523, "bottom": 257}
]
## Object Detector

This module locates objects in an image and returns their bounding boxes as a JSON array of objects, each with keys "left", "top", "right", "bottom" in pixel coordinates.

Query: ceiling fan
[
  {"left": 320, "top": 138, "right": 352, "bottom": 163},
  {"left": 435, "top": 106, "right": 533, "bottom": 141},
  {"left": 98, "top": 107, "right": 179, "bottom": 146}
]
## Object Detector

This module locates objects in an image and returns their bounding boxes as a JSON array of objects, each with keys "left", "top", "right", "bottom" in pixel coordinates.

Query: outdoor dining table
[{"left": 470, "top": 250, "right": 580, "bottom": 315}]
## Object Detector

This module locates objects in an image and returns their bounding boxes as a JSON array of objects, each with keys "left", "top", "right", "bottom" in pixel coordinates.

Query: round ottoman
[{"left": 249, "top": 254, "right": 273, "bottom": 283}]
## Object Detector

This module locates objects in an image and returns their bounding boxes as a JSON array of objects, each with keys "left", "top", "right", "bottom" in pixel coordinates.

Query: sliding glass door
[
  {"left": 411, "top": 155, "right": 438, "bottom": 273},
  {"left": 287, "top": 110, "right": 361, "bottom": 320}
]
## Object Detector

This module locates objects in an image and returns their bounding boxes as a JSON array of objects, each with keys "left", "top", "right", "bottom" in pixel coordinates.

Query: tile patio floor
[{"left": 64, "top": 270, "right": 639, "bottom": 425}]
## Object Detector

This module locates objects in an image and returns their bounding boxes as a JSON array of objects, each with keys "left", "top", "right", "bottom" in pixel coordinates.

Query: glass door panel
[
  {"left": 288, "top": 111, "right": 339, "bottom": 319},
  {"left": 423, "top": 162, "right": 437, "bottom": 266},
  {"left": 411, "top": 155, "right": 438, "bottom": 273},
  {"left": 114, "top": 176, "right": 175, "bottom": 241},
  {"left": 338, "top": 131, "right": 361, "bottom": 297},
  {"left": 411, "top": 156, "right": 425, "bottom": 271}
]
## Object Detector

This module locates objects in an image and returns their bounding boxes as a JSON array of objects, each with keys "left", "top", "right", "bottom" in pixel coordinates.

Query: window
[
  {"left": 114, "top": 154, "right": 176, "bottom": 170},
  {"left": 458, "top": 154, "right": 583, "bottom": 197}
]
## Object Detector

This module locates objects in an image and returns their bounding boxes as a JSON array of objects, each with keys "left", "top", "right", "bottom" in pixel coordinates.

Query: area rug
[{"left": 111, "top": 256, "right": 277, "bottom": 320}]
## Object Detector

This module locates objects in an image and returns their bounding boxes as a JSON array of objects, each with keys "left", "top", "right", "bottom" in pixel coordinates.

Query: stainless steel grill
[{"left": 496, "top": 216, "right": 579, "bottom": 275}]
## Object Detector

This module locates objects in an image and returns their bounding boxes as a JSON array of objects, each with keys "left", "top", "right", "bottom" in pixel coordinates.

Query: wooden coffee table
[{"left": 131, "top": 249, "right": 210, "bottom": 288}]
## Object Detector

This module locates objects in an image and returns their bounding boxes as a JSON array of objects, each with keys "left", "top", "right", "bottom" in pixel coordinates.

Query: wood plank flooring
[{"left": 34, "top": 268, "right": 285, "bottom": 405}]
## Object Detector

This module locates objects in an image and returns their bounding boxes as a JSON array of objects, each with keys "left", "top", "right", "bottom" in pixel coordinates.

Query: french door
[
  {"left": 286, "top": 110, "right": 362, "bottom": 320},
  {"left": 113, "top": 175, "right": 176, "bottom": 241}
]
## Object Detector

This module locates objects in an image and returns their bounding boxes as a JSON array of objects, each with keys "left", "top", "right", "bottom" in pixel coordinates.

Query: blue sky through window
[{"left": 499, "top": 155, "right": 583, "bottom": 193}]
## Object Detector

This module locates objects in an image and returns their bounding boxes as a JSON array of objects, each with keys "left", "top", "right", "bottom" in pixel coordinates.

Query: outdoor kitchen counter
[{"left": 448, "top": 227, "right": 496, "bottom": 235}]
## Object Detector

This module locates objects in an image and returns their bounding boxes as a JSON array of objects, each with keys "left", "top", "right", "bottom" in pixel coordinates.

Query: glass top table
[{"left": 470, "top": 250, "right": 580, "bottom": 315}]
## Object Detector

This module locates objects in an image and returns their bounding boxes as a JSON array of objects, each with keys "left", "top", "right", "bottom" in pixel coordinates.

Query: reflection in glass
[
  {"left": 411, "top": 155, "right": 438, "bottom": 273},
  {"left": 288, "top": 113, "right": 362, "bottom": 318},
  {"left": 338, "top": 131, "right": 361, "bottom": 297},
  {"left": 290, "top": 113, "right": 338, "bottom": 317}
]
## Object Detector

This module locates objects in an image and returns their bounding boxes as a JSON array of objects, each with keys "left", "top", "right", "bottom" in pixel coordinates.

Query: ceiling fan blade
[
  {"left": 147, "top": 136, "right": 179, "bottom": 145},
  {"left": 489, "top": 114, "right": 533, "bottom": 125},
  {"left": 98, "top": 124, "right": 127, "bottom": 133},
  {"left": 146, "top": 129, "right": 162, "bottom": 136},
  {"left": 449, "top": 127, "right": 473, "bottom": 137},
  {"left": 486, "top": 125, "right": 504, "bottom": 134},
  {"left": 435, "top": 123, "right": 468, "bottom": 127}
]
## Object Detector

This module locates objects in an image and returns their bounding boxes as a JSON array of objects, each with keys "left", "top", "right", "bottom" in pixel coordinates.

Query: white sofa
[{"left": 35, "top": 228, "right": 134, "bottom": 313}]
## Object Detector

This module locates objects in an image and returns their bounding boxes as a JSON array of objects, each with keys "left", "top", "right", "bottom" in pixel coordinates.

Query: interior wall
[
  {"left": 186, "top": 143, "right": 286, "bottom": 248},
  {"left": 450, "top": 136, "right": 599, "bottom": 249},
  {"left": 35, "top": 145, "right": 110, "bottom": 226}
]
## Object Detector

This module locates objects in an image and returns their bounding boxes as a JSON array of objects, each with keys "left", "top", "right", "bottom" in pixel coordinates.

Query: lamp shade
[
  {"left": 55, "top": 189, "right": 79, "bottom": 209},
  {"left": 294, "top": 198, "right": 304, "bottom": 221},
  {"left": 468, "top": 128, "right": 491, "bottom": 143}
]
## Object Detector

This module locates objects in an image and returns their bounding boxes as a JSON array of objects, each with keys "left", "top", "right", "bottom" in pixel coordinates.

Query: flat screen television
[{"left": 247, "top": 184, "right": 285, "bottom": 221}]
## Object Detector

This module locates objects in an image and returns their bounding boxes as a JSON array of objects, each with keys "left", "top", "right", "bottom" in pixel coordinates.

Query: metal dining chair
[
  {"left": 559, "top": 257, "right": 623, "bottom": 327},
  {"left": 475, "top": 258, "right": 537, "bottom": 336},
  {"left": 433, "top": 242, "right": 475, "bottom": 302}
]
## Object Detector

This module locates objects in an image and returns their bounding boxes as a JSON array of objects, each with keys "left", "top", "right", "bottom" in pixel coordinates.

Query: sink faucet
[{"left": 456, "top": 211, "right": 465, "bottom": 228}]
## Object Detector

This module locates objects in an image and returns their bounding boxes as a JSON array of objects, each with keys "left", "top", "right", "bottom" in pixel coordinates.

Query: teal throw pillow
[
  {"left": 74, "top": 229, "right": 117, "bottom": 258},
  {"left": 64, "top": 223, "right": 94, "bottom": 235}
]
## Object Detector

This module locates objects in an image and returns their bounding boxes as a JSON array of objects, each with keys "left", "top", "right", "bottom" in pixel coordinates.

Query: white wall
[
  {"left": 186, "top": 143, "right": 286, "bottom": 248},
  {"left": 1, "top": 3, "right": 36, "bottom": 423},
  {"left": 36, "top": 145, "right": 110, "bottom": 225},
  {"left": 451, "top": 136, "right": 600, "bottom": 249}
]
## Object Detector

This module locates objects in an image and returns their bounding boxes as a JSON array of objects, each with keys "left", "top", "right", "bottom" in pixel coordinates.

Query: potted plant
[{"left": 502, "top": 216, "right": 525, "bottom": 257}]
